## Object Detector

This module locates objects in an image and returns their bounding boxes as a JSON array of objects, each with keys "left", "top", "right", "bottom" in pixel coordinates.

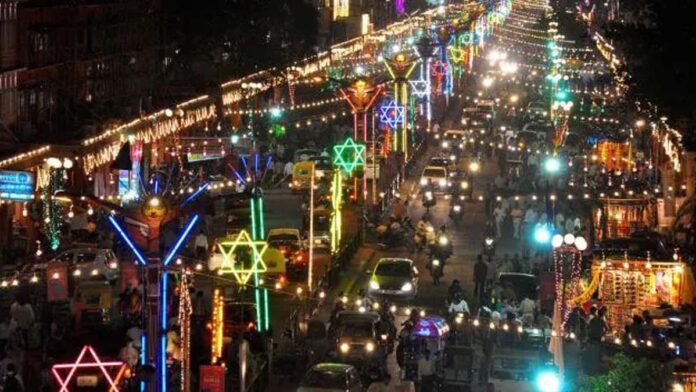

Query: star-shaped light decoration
[
  {"left": 431, "top": 61, "right": 448, "bottom": 78},
  {"left": 52, "top": 345, "right": 127, "bottom": 392},
  {"left": 379, "top": 100, "right": 405, "bottom": 129},
  {"left": 448, "top": 45, "right": 466, "bottom": 64},
  {"left": 218, "top": 230, "right": 268, "bottom": 284},
  {"left": 409, "top": 80, "right": 431, "bottom": 99},
  {"left": 332, "top": 137, "right": 366, "bottom": 174}
]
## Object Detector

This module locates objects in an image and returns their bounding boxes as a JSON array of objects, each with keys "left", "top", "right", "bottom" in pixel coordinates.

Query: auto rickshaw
[
  {"left": 401, "top": 315, "right": 450, "bottom": 381},
  {"left": 290, "top": 161, "right": 315, "bottom": 192},
  {"left": 76, "top": 280, "right": 113, "bottom": 328}
]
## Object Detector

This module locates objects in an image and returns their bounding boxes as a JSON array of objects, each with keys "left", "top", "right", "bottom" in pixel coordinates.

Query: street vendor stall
[
  {"left": 595, "top": 138, "right": 631, "bottom": 172},
  {"left": 594, "top": 196, "right": 656, "bottom": 239},
  {"left": 590, "top": 259, "right": 688, "bottom": 333}
]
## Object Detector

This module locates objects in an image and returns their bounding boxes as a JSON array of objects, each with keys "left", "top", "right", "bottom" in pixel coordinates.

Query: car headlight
[
  {"left": 461, "top": 181, "right": 469, "bottom": 189},
  {"left": 420, "top": 178, "right": 427, "bottom": 186},
  {"left": 401, "top": 282, "right": 413, "bottom": 292},
  {"left": 340, "top": 343, "right": 350, "bottom": 353},
  {"left": 438, "top": 179, "right": 447, "bottom": 187},
  {"left": 91, "top": 269, "right": 99, "bottom": 276},
  {"left": 442, "top": 141, "right": 449, "bottom": 148},
  {"left": 453, "top": 205, "right": 461, "bottom": 212},
  {"left": 369, "top": 280, "right": 380, "bottom": 291},
  {"left": 365, "top": 342, "right": 375, "bottom": 353}
]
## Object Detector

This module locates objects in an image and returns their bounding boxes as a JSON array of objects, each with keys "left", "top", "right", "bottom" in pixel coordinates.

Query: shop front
[{"left": 594, "top": 196, "right": 656, "bottom": 239}]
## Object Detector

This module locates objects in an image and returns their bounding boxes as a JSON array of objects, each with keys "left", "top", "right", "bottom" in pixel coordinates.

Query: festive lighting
[
  {"left": 211, "top": 289, "right": 224, "bottom": 364},
  {"left": 52, "top": 346, "right": 126, "bottom": 392},
  {"left": 218, "top": 230, "right": 268, "bottom": 284}
]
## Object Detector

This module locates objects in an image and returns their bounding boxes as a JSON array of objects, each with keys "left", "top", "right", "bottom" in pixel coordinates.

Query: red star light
[{"left": 52, "top": 345, "right": 127, "bottom": 392}]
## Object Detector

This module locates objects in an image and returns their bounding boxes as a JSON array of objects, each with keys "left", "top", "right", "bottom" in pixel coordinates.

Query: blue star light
[{"left": 379, "top": 100, "right": 405, "bottom": 129}]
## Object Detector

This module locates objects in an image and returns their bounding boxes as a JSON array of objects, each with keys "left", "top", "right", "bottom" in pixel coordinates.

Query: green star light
[{"left": 332, "top": 138, "right": 366, "bottom": 174}]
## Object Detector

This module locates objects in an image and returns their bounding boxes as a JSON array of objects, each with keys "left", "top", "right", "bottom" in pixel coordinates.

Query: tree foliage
[
  {"left": 578, "top": 354, "right": 666, "bottom": 392},
  {"left": 606, "top": 0, "right": 696, "bottom": 145}
]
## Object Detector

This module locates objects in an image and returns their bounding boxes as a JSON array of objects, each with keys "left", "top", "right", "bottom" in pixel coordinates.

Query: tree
[
  {"left": 606, "top": 0, "right": 696, "bottom": 149},
  {"left": 578, "top": 354, "right": 667, "bottom": 392}
]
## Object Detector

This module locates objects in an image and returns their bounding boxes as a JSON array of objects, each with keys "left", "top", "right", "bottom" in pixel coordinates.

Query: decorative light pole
[
  {"left": 330, "top": 138, "right": 366, "bottom": 253},
  {"left": 384, "top": 53, "right": 417, "bottom": 161},
  {"left": 412, "top": 36, "right": 436, "bottom": 133},
  {"left": 339, "top": 79, "right": 382, "bottom": 201},
  {"left": 551, "top": 233, "right": 588, "bottom": 326}
]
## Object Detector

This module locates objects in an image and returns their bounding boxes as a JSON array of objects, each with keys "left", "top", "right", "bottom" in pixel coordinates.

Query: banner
[
  {"left": 47, "top": 262, "right": 69, "bottom": 302},
  {"left": 199, "top": 365, "right": 225, "bottom": 392}
]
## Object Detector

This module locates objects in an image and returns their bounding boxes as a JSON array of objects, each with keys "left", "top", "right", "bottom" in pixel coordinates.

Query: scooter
[
  {"left": 422, "top": 190, "right": 436, "bottom": 213},
  {"left": 449, "top": 201, "right": 463, "bottom": 223}
]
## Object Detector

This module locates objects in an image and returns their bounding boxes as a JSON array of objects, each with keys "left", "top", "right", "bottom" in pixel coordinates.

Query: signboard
[
  {"left": 0, "top": 170, "right": 35, "bottom": 201},
  {"left": 188, "top": 153, "right": 224, "bottom": 163},
  {"left": 46, "top": 262, "right": 69, "bottom": 302},
  {"left": 199, "top": 365, "right": 225, "bottom": 392}
]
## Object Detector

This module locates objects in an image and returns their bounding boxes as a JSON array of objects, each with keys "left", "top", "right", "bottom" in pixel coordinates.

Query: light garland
[
  {"left": 0, "top": 146, "right": 51, "bottom": 170},
  {"left": 179, "top": 273, "right": 192, "bottom": 392},
  {"left": 211, "top": 288, "right": 224, "bottom": 364}
]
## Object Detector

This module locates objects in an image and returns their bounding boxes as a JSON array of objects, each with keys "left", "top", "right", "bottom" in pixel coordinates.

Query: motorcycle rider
[
  {"left": 448, "top": 280, "right": 464, "bottom": 304},
  {"left": 448, "top": 292, "right": 470, "bottom": 315},
  {"left": 431, "top": 225, "right": 453, "bottom": 262},
  {"left": 415, "top": 217, "right": 434, "bottom": 250}
]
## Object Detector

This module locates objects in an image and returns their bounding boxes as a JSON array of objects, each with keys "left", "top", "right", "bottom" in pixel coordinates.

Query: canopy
[{"left": 412, "top": 316, "right": 449, "bottom": 338}]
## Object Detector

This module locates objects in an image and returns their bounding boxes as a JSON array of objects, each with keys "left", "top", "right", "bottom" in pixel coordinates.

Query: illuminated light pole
[
  {"left": 229, "top": 152, "right": 273, "bottom": 331},
  {"left": 339, "top": 79, "right": 382, "bottom": 201},
  {"left": 331, "top": 138, "right": 366, "bottom": 253},
  {"left": 308, "top": 163, "right": 315, "bottom": 291},
  {"left": 413, "top": 36, "right": 436, "bottom": 132},
  {"left": 434, "top": 27, "right": 453, "bottom": 99},
  {"left": 551, "top": 233, "right": 587, "bottom": 327},
  {"left": 384, "top": 53, "right": 417, "bottom": 161},
  {"left": 108, "top": 198, "right": 200, "bottom": 392}
]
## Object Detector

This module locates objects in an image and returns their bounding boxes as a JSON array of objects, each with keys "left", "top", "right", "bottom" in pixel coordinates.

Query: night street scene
[{"left": 1, "top": 0, "right": 696, "bottom": 390}]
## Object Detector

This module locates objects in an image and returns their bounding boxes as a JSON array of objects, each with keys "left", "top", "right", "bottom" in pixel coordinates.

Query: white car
[
  {"left": 420, "top": 165, "right": 448, "bottom": 190},
  {"left": 294, "top": 149, "right": 318, "bottom": 163},
  {"left": 48, "top": 248, "right": 119, "bottom": 281}
]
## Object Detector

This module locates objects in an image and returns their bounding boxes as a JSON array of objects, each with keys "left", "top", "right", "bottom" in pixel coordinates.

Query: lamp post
[{"left": 551, "top": 233, "right": 588, "bottom": 327}]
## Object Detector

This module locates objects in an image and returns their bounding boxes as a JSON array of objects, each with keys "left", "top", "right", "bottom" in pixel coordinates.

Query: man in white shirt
[{"left": 493, "top": 204, "right": 505, "bottom": 238}]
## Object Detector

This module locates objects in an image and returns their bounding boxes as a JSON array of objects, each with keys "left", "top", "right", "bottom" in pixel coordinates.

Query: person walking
[
  {"left": 474, "top": 255, "right": 488, "bottom": 302},
  {"left": 510, "top": 203, "right": 523, "bottom": 239},
  {"left": 10, "top": 297, "right": 34, "bottom": 349}
]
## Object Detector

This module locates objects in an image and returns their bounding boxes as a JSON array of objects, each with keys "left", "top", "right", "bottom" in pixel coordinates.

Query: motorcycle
[
  {"left": 449, "top": 201, "right": 463, "bottom": 223},
  {"left": 429, "top": 258, "right": 444, "bottom": 286},
  {"left": 483, "top": 236, "right": 496, "bottom": 258},
  {"left": 377, "top": 226, "right": 414, "bottom": 252},
  {"left": 414, "top": 224, "right": 435, "bottom": 251},
  {"left": 422, "top": 190, "right": 436, "bottom": 213},
  {"left": 430, "top": 234, "right": 453, "bottom": 262}
]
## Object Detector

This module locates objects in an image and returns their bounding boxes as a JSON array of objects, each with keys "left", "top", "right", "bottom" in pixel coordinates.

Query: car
[
  {"left": 476, "top": 100, "right": 495, "bottom": 118},
  {"left": 46, "top": 248, "right": 119, "bottom": 281},
  {"left": 298, "top": 363, "right": 363, "bottom": 392},
  {"left": 267, "top": 228, "right": 307, "bottom": 277},
  {"left": 495, "top": 272, "right": 539, "bottom": 303},
  {"left": 303, "top": 206, "right": 331, "bottom": 248},
  {"left": 368, "top": 258, "right": 419, "bottom": 299},
  {"left": 525, "top": 101, "right": 547, "bottom": 121},
  {"left": 330, "top": 311, "right": 386, "bottom": 367},
  {"left": 441, "top": 130, "right": 467, "bottom": 150},
  {"left": 428, "top": 156, "right": 451, "bottom": 169},
  {"left": 419, "top": 165, "right": 448, "bottom": 190},
  {"left": 294, "top": 149, "right": 318, "bottom": 163},
  {"left": 222, "top": 300, "right": 257, "bottom": 343}
]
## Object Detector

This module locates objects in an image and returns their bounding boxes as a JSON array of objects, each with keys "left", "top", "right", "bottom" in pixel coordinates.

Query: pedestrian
[
  {"left": 10, "top": 297, "right": 34, "bottom": 349},
  {"left": 474, "top": 255, "right": 488, "bottom": 302},
  {"left": 1, "top": 363, "right": 24, "bottom": 392},
  {"left": 417, "top": 349, "right": 435, "bottom": 391},
  {"left": 119, "top": 338, "right": 141, "bottom": 368},
  {"left": 486, "top": 256, "right": 498, "bottom": 290},
  {"left": 510, "top": 203, "right": 523, "bottom": 239},
  {"left": 283, "top": 160, "right": 293, "bottom": 180},
  {"left": 194, "top": 230, "right": 208, "bottom": 260},
  {"left": 0, "top": 315, "right": 17, "bottom": 351},
  {"left": 493, "top": 203, "right": 505, "bottom": 238},
  {"left": 587, "top": 307, "right": 608, "bottom": 343}
]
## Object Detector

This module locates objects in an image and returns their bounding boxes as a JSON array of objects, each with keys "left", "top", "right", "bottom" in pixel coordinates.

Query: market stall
[
  {"left": 595, "top": 139, "right": 631, "bottom": 172},
  {"left": 594, "top": 259, "right": 687, "bottom": 333},
  {"left": 594, "top": 196, "right": 656, "bottom": 239}
]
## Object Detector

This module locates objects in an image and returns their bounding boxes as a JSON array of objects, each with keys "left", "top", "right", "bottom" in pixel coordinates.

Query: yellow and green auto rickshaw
[{"left": 290, "top": 161, "right": 315, "bottom": 192}]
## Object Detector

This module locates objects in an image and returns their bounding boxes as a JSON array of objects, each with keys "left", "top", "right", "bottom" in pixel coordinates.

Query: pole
[
  {"left": 372, "top": 108, "right": 377, "bottom": 206},
  {"left": 308, "top": 163, "right": 315, "bottom": 292}
]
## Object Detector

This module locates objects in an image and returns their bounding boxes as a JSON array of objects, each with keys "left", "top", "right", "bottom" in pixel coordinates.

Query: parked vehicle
[{"left": 45, "top": 248, "right": 119, "bottom": 281}]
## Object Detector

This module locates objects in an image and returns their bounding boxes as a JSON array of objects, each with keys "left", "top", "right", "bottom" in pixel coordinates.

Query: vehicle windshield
[
  {"left": 423, "top": 168, "right": 445, "bottom": 178},
  {"left": 429, "top": 158, "right": 448, "bottom": 166},
  {"left": 375, "top": 262, "right": 411, "bottom": 277},
  {"left": 302, "top": 370, "right": 346, "bottom": 389},
  {"left": 75, "top": 253, "right": 97, "bottom": 263},
  {"left": 268, "top": 234, "right": 299, "bottom": 244},
  {"left": 314, "top": 215, "right": 330, "bottom": 231},
  {"left": 499, "top": 275, "right": 538, "bottom": 300},
  {"left": 339, "top": 324, "right": 373, "bottom": 338}
]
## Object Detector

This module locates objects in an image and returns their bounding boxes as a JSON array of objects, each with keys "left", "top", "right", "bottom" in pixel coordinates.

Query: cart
[
  {"left": 401, "top": 316, "right": 450, "bottom": 381},
  {"left": 441, "top": 345, "right": 474, "bottom": 391}
]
